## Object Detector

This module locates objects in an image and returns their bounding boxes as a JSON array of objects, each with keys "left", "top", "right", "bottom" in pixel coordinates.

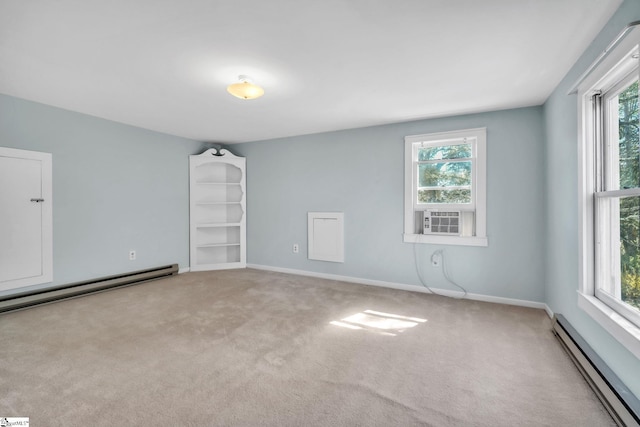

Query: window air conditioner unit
[{"left": 423, "top": 210, "right": 461, "bottom": 235}]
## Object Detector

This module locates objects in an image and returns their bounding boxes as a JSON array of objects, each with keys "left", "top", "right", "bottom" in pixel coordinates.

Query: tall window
[
  {"left": 404, "top": 128, "right": 487, "bottom": 246},
  {"left": 577, "top": 26, "right": 640, "bottom": 357},
  {"left": 594, "top": 75, "right": 640, "bottom": 326}
]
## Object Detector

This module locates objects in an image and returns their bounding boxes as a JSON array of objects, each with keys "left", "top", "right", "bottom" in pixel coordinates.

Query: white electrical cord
[{"left": 412, "top": 244, "right": 468, "bottom": 299}]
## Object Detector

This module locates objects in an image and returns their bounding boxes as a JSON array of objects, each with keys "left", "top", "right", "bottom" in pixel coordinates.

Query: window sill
[
  {"left": 577, "top": 292, "right": 640, "bottom": 360},
  {"left": 403, "top": 233, "right": 488, "bottom": 247}
]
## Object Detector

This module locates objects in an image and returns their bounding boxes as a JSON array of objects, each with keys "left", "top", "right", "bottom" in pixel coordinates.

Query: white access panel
[
  {"left": 308, "top": 212, "right": 344, "bottom": 263},
  {"left": 0, "top": 147, "right": 53, "bottom": 291}
]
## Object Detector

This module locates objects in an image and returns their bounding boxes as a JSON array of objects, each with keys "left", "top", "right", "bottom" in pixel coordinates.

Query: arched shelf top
[{"left": 197, "top": 148, "right": 242, "bottom": 158}]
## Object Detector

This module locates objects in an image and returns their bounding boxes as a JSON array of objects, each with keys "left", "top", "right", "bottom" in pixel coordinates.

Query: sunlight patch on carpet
[{"left": 330, "top": 309, "right": 427, "bottom": 336}]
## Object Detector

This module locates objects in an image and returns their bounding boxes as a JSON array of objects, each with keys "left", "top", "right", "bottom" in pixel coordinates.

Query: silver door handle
[{"left": 30, "top": 198, "right": 44, "bottom": 203}]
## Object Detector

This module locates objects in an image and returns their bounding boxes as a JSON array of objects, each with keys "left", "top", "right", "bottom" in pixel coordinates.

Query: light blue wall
[
  {"left": 233, "top": 106, "right": 546, "bottom": 302},
  {"left": 0, "top": 94, "right": 205, "bottom": 295},
  {"left": 543, "top": 0, "right": 640, "bottom": 398}
]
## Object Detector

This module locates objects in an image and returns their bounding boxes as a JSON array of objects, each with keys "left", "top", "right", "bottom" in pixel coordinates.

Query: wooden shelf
[
  {"left": 195, "top": 182, "right": 241, "bottom": 185},
  {"left": 195, "top": 222, "right": 242, "bottom": 228},
  {"left": 195, "top": 201, "right": 241, "bottom": 206},
  {"left": 196, "top": 243, "right": 241, "bottom": 248}
]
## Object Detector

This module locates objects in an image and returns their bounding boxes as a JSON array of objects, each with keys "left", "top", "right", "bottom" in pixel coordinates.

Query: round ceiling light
[{"left": 227, "top": 75, "right": 265, "bottom": 100}]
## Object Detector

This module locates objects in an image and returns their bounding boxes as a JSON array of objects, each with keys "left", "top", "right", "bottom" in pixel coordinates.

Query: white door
[{"left": 0, "top": 147, "right": 52, "bottom": 291}]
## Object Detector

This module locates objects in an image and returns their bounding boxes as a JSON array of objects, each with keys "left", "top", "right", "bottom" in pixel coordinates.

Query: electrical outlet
[
  {"left": 129, "top": 250, "right": 136, "bottom": 261},
  {"left": 431, "top": 251, "right": 441, "bottom": 267},
  {"left": 293, "top": 244, "right": 299, "bottom": 253}
]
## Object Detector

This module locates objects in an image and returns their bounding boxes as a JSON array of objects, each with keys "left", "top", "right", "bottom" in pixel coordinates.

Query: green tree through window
[
  {"left": 417, "top": 143, "right": 472, "bottom": 204},
  {"left": 619, "top": 81, "right": 640, "bottom": 310}
]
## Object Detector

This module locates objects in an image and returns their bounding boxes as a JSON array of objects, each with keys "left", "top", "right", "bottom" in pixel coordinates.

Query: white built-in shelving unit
[{"left": 189, "top": 148, "right": 246, "bottom": 271}]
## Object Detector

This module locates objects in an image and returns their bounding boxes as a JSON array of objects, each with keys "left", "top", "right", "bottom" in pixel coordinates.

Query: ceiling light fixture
[{"left": 226, "top": 75, "right": 264, "bottom": 100}]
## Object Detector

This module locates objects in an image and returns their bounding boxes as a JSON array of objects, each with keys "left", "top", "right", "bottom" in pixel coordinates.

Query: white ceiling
[{"left": 0, "top": 0, "right": 622, "bottom": 144}]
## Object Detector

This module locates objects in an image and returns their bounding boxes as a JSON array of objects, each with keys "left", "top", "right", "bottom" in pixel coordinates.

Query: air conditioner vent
[{"left": 423, "top": 210, "right": 461, "bottom": 235}]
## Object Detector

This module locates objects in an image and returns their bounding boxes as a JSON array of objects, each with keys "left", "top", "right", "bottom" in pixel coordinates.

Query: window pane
[
  {"left": 418, "top": 188, "right": 471, "bottom": 204},
  {"left": 618, "top": 81, "right": 639, "bottom": 190},
  {"left": 620, "top": 195, "right": 640, "bottom": 311},
  {"left": 418, "top": 143, "right": 471, "bottom": 161},
  {"left": 418, "top": 162, "right": 471, "bottom": 187},
  {"left": 597, "top": 194, "right": 640, "bottom": 312}
]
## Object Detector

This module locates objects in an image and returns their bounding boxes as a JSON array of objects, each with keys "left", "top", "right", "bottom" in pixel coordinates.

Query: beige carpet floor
[{"left": 0, "top": 269, "right": 614, "bottom": 426}]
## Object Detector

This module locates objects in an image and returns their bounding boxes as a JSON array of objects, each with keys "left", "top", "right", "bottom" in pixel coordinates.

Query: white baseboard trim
[
  {"left": 178, "top": 267, "right": 190, "bottom": 274},
  {"left": 544, "top": 304, "right": 554, "bottom": 319},
  {"left": 247, "top": 264, "right": 547, "bottom": 311}
]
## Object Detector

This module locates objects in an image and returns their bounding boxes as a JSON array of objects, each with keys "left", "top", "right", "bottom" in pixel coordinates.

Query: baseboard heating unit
[
  {"left": 552, "top": 314, "right": 640, "bottom": 427},
  {"left": 0, "top": 264, "right": 179, "bottom": 314}
]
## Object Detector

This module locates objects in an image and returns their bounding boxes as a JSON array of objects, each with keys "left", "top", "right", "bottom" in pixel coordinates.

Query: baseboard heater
[
  {"left": 0, "top": 264, "right": 179, "bottom": 314},
  {"left": 552, "top": 314, "right": 640, "bottom": 427}
]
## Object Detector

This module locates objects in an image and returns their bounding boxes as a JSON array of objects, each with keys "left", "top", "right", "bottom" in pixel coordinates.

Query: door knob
[{"left": 30, "top": 198, "right": 44, "bottom": 203}]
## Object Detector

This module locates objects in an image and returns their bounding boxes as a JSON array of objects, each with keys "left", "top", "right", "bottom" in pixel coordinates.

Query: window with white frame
[
  {"left": 403, "top": 128, "right": 487, "bottom": 246},
  {"left": 577, "top": 25, "right": 640, "bottom": 358}
]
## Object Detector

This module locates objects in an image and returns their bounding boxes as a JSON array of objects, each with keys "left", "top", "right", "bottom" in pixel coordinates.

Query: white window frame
[
  {"left": 577, "top": 25, "right": 640, "bottom": 359},
  {"left": 403, "top": 128, "right": 487, "bottom": 247}
]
